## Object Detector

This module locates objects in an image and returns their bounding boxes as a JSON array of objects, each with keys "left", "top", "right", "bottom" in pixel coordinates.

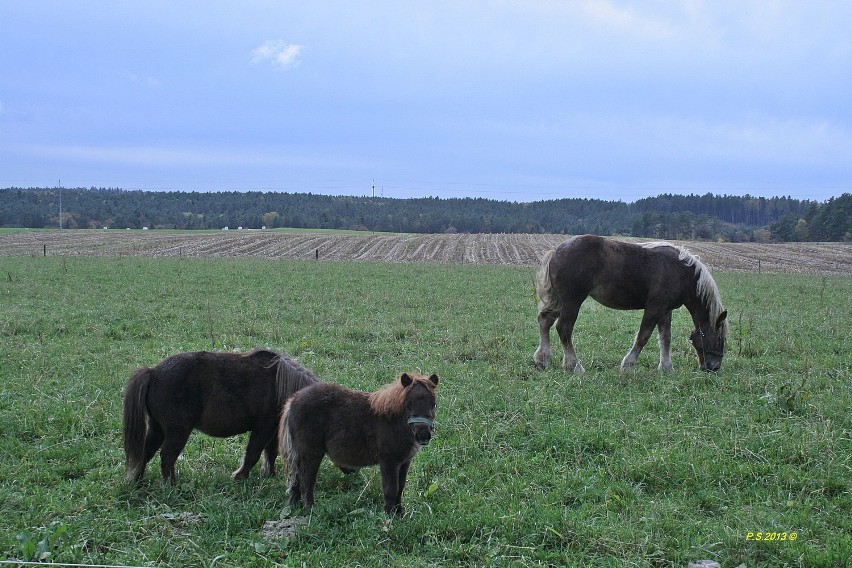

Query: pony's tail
[
  {"left": 535, "top": 249, "right": 560, "bottom": 314},
  {"left": 122, "top": 367, "right": 151, "bottom": 482},
  {"left": 278, "top": 400, "right": 298, "bottom": 486},
  {"left": 275, "top": 354, "right": 320, "bottom": 406}
]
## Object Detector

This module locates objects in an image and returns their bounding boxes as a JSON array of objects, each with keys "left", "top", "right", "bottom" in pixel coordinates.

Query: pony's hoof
[
  {"left": 386, "top": 505, "right": 405, "bottom": 517},
  {"left": 231, "top": 470, "right": 249, "bottom": 481}
]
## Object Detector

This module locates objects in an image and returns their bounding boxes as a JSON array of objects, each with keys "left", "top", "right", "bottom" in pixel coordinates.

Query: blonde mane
[
  {"left": 642, "top": 241, "right": 727, "bottom": 338},
  {"left": 369, "top": 373, "right": 437, "bottom": 417}
]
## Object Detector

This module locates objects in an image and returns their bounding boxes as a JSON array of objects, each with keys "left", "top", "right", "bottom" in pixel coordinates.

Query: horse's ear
[
  {"left": 428, "top": 374, "right": 439, "bottom": 386},
  {"left": 716, "top": 310, "right": 728, "bottom": 328},
  {"left": 400, "top": 373, "right": 413, "bottom": 388}
]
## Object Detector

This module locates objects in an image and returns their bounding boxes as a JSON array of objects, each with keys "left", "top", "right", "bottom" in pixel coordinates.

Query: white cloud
[
  {"left": 251, "top": 40, "right": 303, "bottom": 69},
  {"left": 128, "top": 74, "right": 161, "bottom": 87}
]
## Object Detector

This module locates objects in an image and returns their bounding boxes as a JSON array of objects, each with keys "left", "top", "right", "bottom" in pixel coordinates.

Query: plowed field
[{"left": 1, "top": 230, "right": 849, "bottom": 275}]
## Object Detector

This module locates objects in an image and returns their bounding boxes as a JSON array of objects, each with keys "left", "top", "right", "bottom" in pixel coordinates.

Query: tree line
[{"left": 1, "top": 187, "right": 850, "bottom": 242}]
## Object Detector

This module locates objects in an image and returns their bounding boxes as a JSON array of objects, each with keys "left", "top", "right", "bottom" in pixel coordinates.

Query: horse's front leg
[
  {"left": 395, "top": 460, "right": 412, "bottom": 511},
  {"left": 233, "top": 428, "right": 273, "bottom": 480},
  {"left": 380, "top": 461, "right": 404, "bottom": 516},
  {"left": 656, "top": 310, "right": 673, "bottom": 371},
  {"left": 621, "top": 309, "right": 663, "bottom": 372},
  {"left": 260, "top": 434, "right": 279, "bottom": 477}
]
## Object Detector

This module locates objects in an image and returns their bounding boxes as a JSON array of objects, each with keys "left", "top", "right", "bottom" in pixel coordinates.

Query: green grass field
[{"left": 0, "top": 256, "right": 849, "bottom": 567}]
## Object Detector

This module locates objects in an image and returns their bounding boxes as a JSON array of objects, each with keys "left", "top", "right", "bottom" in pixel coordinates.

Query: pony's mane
[
  {"left": 642, "top": 242, "right": 727, "bottom": 337},
  {"left": 245, "top": 349, "right": 320, "bottom": 406},
  {"left": 369, "top": 374, "right": 436, "bottom": 418}
]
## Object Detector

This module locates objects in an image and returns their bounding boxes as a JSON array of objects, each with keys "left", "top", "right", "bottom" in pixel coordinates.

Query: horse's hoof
[{"left": 386, "top": 505, "right": 405, "bottom": 517}]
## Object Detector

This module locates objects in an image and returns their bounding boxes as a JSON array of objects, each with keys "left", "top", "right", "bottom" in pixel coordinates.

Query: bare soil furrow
[{"left": 1, "top": 231, "right": 849, "bottom": 275}]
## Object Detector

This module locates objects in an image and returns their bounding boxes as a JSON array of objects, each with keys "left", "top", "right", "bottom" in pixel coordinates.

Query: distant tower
[
  {"left": 371, "top": 179, "right": 375, "bottom": 198},
  {"left": 58, "top": 179, "right": 63, "bottom": 230}
]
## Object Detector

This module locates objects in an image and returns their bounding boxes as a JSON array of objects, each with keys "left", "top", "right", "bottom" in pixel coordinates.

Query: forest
[{"left": 1, "top": 187, "right": 850, "bottom": 242}]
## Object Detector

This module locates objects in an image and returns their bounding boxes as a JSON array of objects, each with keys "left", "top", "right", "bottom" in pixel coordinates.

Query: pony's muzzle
[{"left": 408, "top": 416, "right": 435, "bottom": 446}]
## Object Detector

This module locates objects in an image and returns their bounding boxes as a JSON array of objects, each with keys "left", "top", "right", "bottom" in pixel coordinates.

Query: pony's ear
[
  {"left": 716, "top": 310, "right": 728, "bottom": 328},
  {"left": 400, "top": 373, "right": 413, "bottom": 388},
  {"left": 428, "top": 374, "right": 439, "bottom": 386}
]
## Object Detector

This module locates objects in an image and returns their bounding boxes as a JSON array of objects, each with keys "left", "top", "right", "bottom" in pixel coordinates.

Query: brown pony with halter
[
  {"left": 534, "top": 235, "right": 727, "bottom": 373},
  {"left": 123, "top": 349, "right": 318, "bottom": 483},
  {"left": 279, "top": 372, "right": 439, "bottom": 516}
]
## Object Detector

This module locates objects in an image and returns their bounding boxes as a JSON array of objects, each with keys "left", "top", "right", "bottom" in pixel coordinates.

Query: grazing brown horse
[
  {"left": 279, "top": 372, "right": 439, "bottom": 516},
  {"left": 534, "top": 235, "right": 727, "bottom": 373},
  {"left": 123, "top": 349, "right": 318, "bottom": 483}
]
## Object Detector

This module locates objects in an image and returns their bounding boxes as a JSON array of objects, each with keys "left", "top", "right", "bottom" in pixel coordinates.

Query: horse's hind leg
[
  {"left": 555, "top": 302, "right": 584, "bottom": 373},
  {"left": 233, "top": 428, "right": 273, "bottom": 480},
  {"left": 533, "top": 308, "right": 558, "bottom": 369},
  {"left": 294, "top": 452, "right": 323, "bottom": 509},
  {"left": 159, "top": 428, "right": 192, "bottom": 484},
  {"left": 656, "top": 310, "right": 673, "bottom": 371},
  {"left": 133, "top": 421, "right": 165, "bottom": 481}
]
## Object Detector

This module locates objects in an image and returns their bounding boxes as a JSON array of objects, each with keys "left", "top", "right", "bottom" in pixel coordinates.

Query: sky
[{"left": 2, "top": 1, "right": 851, "bottom": 203}]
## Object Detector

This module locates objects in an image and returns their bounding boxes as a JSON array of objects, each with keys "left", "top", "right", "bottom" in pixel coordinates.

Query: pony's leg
[
  {"left": 131, "top": 421, "right": 164, "bottom": 481},
  {"left": 232, "top": 429, "right": 273, "bottom": 480},
  {"left": 260, "top": 436, "right": 279, "bottom": 478},
  {"left": 656, "top": 310, "right": 673, "bottom": 372},
  {"left": 394, "top": 460, "right": 412, "bottom": 515},
  {"left": 620, "top": 309, "right": 663, "bottom": 372},
  {"left": 287, "top": 473, "right": 301, "bottom": 507},
  {"left": 159, "top": 428, "right": 192, "bottom": 484},
  {"left": 379, "top": 461, "right": 404, "bottom": 516},
  {"left": 533, "top": 309, "right": 558, "bottom": 369},
  {"left": 555, "top": 302, "right": 584, "bottom": 373},
  {"left": 295, "top": 453, "right": 324, "bottom": 510}
]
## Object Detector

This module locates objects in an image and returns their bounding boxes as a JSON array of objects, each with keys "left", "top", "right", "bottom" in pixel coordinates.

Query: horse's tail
[
  {"left": 274, "top": 354, "right": 320, "bottom": 406},
  {"left": 122, "top": 367, "right": 151, "bottom": 482},
  {"left": 535, "top": 249, "right": 560, "bottom": 314},
  {"left": 278, "top": 400, "right": 298, "bottom": 486}
]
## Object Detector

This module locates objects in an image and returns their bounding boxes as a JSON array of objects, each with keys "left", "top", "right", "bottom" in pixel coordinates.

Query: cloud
[
  {"left": 128, "top": 74, "right": 161, "bottom": 87},
  {"left": 251, "top": 40, "right": 303, "bottom": 69}
]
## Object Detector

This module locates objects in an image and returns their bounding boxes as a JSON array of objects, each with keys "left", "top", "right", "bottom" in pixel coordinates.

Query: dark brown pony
[
  {"left": 123, "top": 348, "right": 318, "bottom": 483},
  {"left": 279, "top": 372, "right": 439, "bottom": 516},
  {"left": 534, "top": 235, "right": 727, "bottom": 373}
]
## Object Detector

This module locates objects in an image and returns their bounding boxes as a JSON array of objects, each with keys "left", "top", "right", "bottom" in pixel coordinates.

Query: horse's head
[
  {"left": 690, "top": 310, "right": 728, "bottom": 371},
  {"left": 401, "top": 372, "right": 439, "bottom": 446}
]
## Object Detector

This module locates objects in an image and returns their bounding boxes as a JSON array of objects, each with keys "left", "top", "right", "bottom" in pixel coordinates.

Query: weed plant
[{"left": 0, "top": 256, "right": 849, "bottom": 567}]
